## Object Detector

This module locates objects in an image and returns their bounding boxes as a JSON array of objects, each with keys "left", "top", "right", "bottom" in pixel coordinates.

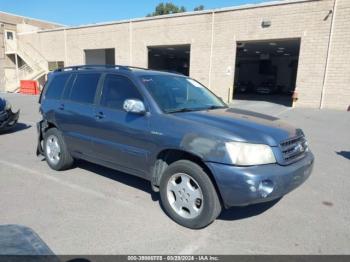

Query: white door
[{"left": 4, "top": 30, "right": 17, "bottom": 53}]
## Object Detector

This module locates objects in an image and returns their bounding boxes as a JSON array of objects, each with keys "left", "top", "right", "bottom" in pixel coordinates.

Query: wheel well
[
  {"left": 37, "top": 121, "right": 58, "bottom": 156},
  {"left": 46, "top": 121, "right": 57, "bottom": 130},
  {"left": 41, "top": 121, "right": 58, "bottom": 142},
  {"left": 152, "top": 149, "right": 224, "bottom": 205}
]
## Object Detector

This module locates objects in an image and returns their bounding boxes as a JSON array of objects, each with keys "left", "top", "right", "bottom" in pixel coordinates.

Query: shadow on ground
[
  {"left": 218, "top": 198, "right": 281, "bottom": 221},
  {"left": 0, "top": 123, "right": 31, "bottom": 135},
  {"left": 234, "top": 94, "right": 293, "bottom": 107},
  {"left": 336, "top": 151, "right": 350, "bottom": 160},
  {"left": 76, "top": 160, "right": 160, "bottom": 202},
  {"left": 76, "top": 160, "right": 279, "bottom": 221}
]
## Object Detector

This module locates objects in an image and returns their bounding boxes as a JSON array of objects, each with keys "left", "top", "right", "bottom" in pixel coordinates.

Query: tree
[
  {"left": 194, "top": 5, "right": 205, "bottom": 11},
  {"left": 147, "top": 3, "right": 187, "bottom": 17}
]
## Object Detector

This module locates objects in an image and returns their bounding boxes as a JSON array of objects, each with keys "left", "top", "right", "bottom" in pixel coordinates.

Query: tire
[
  {"left": 43, "top": 128, "right": 74, "bottom": 171},
  {"left": 159, "top": 160, "right": 222, "bottom": 229}
]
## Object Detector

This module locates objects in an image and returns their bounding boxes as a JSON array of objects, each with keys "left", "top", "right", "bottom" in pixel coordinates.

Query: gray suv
[{"left": 37, "top": 65, "right": 314, "bottom": 229}]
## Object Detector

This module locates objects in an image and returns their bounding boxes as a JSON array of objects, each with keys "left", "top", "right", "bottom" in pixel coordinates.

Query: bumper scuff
[{"left": 206, "top": 151, "right": 314, "bottom": 208}]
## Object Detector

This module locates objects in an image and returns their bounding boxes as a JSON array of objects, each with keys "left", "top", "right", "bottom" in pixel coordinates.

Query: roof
[
  {"left": 0, "top": 10, "right": 65, "bottom": 27},
  {"left": 36, "top": 0, "right": 320, "bottom": 33}
]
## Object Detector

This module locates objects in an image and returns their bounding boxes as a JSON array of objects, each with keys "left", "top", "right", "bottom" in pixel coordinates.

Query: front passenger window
[{"left": 100, "top": 74, "right": 142, "bottom": 110}]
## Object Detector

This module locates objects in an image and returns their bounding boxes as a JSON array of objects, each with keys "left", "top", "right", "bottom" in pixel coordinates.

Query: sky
[{"left": 0, "top": 0, "right": 271, "bottom": 26}]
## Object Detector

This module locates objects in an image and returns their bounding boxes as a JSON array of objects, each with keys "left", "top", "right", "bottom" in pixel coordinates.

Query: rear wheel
[
  {"left": 43, "top": 128, "right": 74, "bottom": 171},
  {"left": 159, "top": 160, "right": 221, "bottom": 229}
]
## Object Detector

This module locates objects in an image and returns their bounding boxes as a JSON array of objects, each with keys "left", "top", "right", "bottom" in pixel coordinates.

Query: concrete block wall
[
  {"left": 0, "top": 12, "right": 61, "bottom": 30},
  {"left": 210, "top": 0, "right": 334, "bottom": 105},
  {"left": 131, "top": 14, "right": 213, "bottom": 87},
  {"left": 0, "top": 12, "right": 62, "bottom": 92},
  {"left": 17, "top": 0, "right": 349, "bottom": 110},
  {"left": 66, "top": 23, "right": 130, "bottom": 65},
  {"left": 322, "top": 0, "right": 350, "bottom": 110},
  {"left": 0, "top": 26, "right": 5, "bottom": 91}
]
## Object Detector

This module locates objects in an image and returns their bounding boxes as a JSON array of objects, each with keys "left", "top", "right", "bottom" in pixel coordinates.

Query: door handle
[
  {"left": 95, "top": 112, "right": 105, "bottom": 119},
  {"left": 58, "top": 104, "right": 65, "bottom": 110}
]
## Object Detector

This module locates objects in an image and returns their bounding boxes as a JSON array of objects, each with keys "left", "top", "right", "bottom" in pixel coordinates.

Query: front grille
[{"left": 279, "top": 134, "right": 308, "bottom": 164}]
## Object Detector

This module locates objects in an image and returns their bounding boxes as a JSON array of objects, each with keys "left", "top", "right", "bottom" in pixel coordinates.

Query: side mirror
[{"left": 123, "top": 99, "right": 146, "bottom": 114}]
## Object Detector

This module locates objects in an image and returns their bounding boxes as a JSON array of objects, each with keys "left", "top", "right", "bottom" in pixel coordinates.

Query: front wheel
[
  {"left": 43, "top": 128, "right": 74, "bottom": 171},
  {"left": 159, "top": 160, "right": 222, "bottom": 229}
]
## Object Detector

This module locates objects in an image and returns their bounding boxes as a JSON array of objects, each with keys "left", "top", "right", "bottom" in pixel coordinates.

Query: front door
[{"left": 92, "top": 73, "right": 152, "bottom": 176}]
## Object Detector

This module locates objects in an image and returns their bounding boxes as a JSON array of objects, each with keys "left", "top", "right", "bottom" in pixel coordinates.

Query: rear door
[
  {"left": 92, "top": 73, "right": 152, "bottom": 176},
  {"left": 40, "top": 73, "right": 70, "bottom": 125},
  {"left": 55, "top": 72, "right": 102, "bottom": 157}
]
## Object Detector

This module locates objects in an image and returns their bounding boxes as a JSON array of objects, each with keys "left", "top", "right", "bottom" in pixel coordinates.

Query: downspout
[
  {"left": 15, "top": 54, "right": 19, "bottom": 89},
  {"left": 129, "top": 21, "right": 133, "bottom": 65},
  {"left": 64, "top": 29, "right": 68, "bottom": 66},
  {"left": 208, "top": 11, "right": 215, "bottom": 89},
  {"left": 320, "top": 0, "right": 337, "bottom": 109}
]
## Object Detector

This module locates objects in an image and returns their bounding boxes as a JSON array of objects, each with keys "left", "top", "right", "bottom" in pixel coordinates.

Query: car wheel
[
  {"left": 159, "top": 160, "right": 222, "bottom": 229},
  {"left": 43, "top": 128, "right": 74, "bottom": 171}
]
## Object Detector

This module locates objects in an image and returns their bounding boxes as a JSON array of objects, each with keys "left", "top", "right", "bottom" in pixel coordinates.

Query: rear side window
[
  {"left": 62, "top": 74, "right": 76, "bottom": 100},
  {"left": 69, "top": 73, "right": 100, "bottom": 104},
  {"left": 45, "top": 74, "right": 70, "bottom": 100},
  {"left": 100, "top": 74, "right": 142, "bottom": 110}
]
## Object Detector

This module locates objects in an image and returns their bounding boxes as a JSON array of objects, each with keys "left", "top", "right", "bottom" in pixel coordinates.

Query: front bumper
[
  {"left": 206, "top": 151, "right": 314, "bottom": 208},
  {"left": 0, "top": 109, "right": 19, "bottom": 132}
]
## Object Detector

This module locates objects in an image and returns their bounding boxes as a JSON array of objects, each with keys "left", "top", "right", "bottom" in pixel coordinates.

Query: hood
[
  {"left": 174, "top": 108, "right": 298, "bottom": 146},
  {"left": 0, "top": 98, "right": 5, "bottom": 112}
]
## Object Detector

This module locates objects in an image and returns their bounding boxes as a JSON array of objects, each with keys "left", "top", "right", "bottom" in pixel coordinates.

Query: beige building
[
  {"left": 0, "top": 11, "right": 61, "bottom": 91},
  {"left": 1, "top": 0, "right": 349, "bottom": 110}
]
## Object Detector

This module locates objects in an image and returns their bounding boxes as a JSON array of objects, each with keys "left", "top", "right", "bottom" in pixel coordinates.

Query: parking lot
[{"left": 0, "top": 93, "right": 349, "bottom": 255}]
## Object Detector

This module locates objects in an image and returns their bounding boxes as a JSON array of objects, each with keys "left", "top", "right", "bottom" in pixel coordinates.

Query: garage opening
[
  {"left": 85, "top": 48, "right": 115, "bottom": 65},
  {"left": 148, "top": 45, "right": 190, "bottom": 76},
  {"left": 233, "top": 39, "right": 300, "bottom": 106}
]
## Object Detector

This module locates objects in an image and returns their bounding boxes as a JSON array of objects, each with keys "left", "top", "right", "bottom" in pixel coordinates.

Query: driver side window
[{"left": 100, "top": 74, "right": 142, "bottom": 110}]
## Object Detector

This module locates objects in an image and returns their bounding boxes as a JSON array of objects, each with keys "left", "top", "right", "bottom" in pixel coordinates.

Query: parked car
[
  {"left": 37, "top": 65, "right": 314, "bottom": 229},
  {"left": 0, "top": 97, "right": 19, "bottom": 132},
  {"left": 234, "top": 81, "right": 254, "bottom": 94},
  {"left": 0, "top": 225, "right": 55, "bottom": 256},
  {"left": 255, "top": 81, "right": 277, "bottom": 95}
]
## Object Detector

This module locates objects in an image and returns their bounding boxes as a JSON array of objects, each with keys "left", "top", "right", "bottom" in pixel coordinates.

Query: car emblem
[{"left": 294, "top": 143, "right": 305, "bottom": 153}]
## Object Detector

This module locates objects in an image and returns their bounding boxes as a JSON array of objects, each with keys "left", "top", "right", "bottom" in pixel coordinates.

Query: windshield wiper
[
  {"left": 205, "top": 105, "right": 228, "bottom": 110},
  {"left": 166, "top": 108, "right": 200, "bottom": 114},
  {"left": 167, "top": 105, "right": 228, "bottom": 114}
]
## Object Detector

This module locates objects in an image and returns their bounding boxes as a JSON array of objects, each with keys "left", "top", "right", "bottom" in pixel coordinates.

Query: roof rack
[
  {"left": 127, "top": 66, "right": 150, "bottom": 71},
  {"left": 54, "top": 64, "right": 149, "bottom": 73}
]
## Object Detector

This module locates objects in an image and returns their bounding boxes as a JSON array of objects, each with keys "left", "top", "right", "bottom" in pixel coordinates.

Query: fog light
[{"left": 258, "top": 180, "right": 274, "bottom": 198}]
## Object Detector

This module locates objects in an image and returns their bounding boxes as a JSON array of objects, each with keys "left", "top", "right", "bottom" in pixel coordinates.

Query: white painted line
[
  {"left": 274, "top": 107, "right": 293, "bottom": 117},
  {"left": 0, "top": 159, "right": 140, "bottom": 209}
]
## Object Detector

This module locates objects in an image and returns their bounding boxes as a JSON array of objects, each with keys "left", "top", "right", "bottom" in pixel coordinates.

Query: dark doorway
[
  {"left": 233, "top": 39, "right": 301, "bottom": 106},
  {"left": 148, "top": 45, "right": 190, "bottom": 76},
  {"left": 85, "top": 48, "right": 115, "bottom": 65}
]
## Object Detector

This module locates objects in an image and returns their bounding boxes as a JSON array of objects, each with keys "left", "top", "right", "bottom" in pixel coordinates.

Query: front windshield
[{"left": 139, "top": 75, "right": 227, "bottom": 113}]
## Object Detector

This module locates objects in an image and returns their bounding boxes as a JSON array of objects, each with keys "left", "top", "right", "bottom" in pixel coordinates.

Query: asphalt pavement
[{"left": 0, "top": 93, "right": 349, "bottom": 255}]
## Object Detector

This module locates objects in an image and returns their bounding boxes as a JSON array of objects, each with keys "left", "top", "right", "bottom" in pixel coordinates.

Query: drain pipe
[
  {"left": 64, "top": 29, "right": 68, "bottom": 65},
  {"left": 208, "top": 11, "right": 215, "bottom": 89},
  {"left": 129, "top": 21, "right": 133, "bottom": 65},
  {"left": 320, "top": 0, "right": 338, "bottom": 109}
]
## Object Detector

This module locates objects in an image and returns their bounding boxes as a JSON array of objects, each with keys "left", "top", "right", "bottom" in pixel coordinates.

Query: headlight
[
  {"left": 225, "top": 142, "right": 276, "bottom": 166},
  {"left": 5, "top": 100, "right": 12, "bottom": 111}
]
